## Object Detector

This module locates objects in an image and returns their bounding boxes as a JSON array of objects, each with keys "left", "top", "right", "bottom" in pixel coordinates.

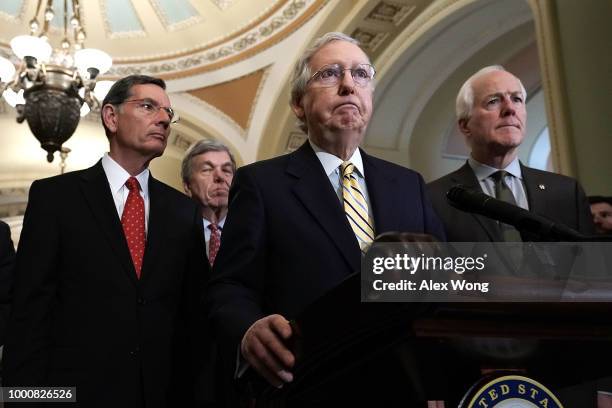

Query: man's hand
[{"left": 241, "top": 314, "right": 295, "bottom": 388}]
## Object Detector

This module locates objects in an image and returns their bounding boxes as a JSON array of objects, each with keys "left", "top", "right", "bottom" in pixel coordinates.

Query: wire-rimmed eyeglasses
[
  {"left": 122, "top": 98, "right": 180, "bottom": 124},
  {"left": 308, "top": 63, "right": 376, "bottom": 87}
]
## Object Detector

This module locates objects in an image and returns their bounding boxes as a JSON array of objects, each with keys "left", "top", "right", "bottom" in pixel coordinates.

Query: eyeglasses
[
  {"left": 122, "top": 99, "right": 180, "bottom": 124},
  {"left": 308, "top": 64, "right": 376, "bottom": 87}
]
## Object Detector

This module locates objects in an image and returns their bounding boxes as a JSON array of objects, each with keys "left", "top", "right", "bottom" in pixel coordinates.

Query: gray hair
[
  {"left": 181, "top": 139, "right": 236, "bottom": 184},
  {"left": 455, "top": 65, "right": 527, "bottom": 121},
  {"left": 290, "top": 32, "right": 368, "bottom": 132}
]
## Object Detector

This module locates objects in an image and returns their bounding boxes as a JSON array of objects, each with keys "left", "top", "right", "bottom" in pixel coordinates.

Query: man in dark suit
[
  {"left": 207, "top": 32, "right": 444, "bottom": 404},
  {"left": 181, "top": 140, "right": 236, "bottom": 267},
  {"left": 181, "top": 140, "right": 236, "bottom": 407},
  {"left": 427, "top": 66, "right": 598, "bottom": 405},
  {"left": 0, "top": 220, "right": 15, "bottom": 346},
  {"left": 428, "top": 65, "right": 594, "bottom": 240},
  {"left": 3, "top": 75, "right": 207, "bottom": 407}
]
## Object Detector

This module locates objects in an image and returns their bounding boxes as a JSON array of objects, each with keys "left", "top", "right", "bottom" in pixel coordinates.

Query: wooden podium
[
  {"left": 414, "top": 302, "right": 612, "bottom": 406},
  {"left": 247, "top": 272, "right": 612, "bottom": 407}
]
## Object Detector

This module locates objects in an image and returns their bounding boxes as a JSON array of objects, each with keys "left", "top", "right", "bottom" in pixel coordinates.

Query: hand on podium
[{"left": 241, "top": 314, "right": 296, "bottom": 388}]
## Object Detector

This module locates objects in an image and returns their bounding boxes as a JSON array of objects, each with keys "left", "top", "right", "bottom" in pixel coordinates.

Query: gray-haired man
[
  {"left": 206, "top": 32, "right": 444, "bottom": 405},
  {"left": 181, "top": 140, "right": 236, "bottom": 266},
  {"left": 428, "top": 65, "right": 593, "bottom": 241}
]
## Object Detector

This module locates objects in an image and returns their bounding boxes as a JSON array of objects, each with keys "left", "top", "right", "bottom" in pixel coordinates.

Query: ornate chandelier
[{"left": 0, "top": 0, "right": 112, "bottom": 162}]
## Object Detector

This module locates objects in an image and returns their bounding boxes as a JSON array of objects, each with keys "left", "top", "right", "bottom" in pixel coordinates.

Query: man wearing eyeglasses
[
  {"left": 4, "top": 75, "right": 207, "bottom": 408},
  {"left": 207, "top": 32, "right": 444, "bottom": 405}
]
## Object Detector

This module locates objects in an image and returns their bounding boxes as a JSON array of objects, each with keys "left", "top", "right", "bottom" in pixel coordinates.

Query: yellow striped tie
[{"left": 341, "top": 161, "right": 375, "bottom": 251}]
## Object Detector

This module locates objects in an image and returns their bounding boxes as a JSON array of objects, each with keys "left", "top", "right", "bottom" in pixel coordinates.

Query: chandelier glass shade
[{"left": 0, "top": 0, "right": 113, "bottom": 162}]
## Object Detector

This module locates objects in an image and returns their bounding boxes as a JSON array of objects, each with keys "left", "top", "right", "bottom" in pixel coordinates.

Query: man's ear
[
  {"left": 458, "top": 118, "right": 471, "bottom": 137},
  {"left": 291, "top": 101, "right": 305, "bottom": 121},
  {"left": 101, "top": 104, "right": 119, "bottom": 134},
  {"left": 183, "top": 182, "right": 193, "bottom": 197}
]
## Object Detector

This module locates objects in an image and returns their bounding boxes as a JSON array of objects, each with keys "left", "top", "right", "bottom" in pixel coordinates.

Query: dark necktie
[
  {"left": 490, "top": 170, "right": 522, "bottom": 242},
  {"left": 121, "top": 177, "right": 146, "bottom": 278},
  {"left": 208, "top": 223, "right": 221, "bottom": 266}
]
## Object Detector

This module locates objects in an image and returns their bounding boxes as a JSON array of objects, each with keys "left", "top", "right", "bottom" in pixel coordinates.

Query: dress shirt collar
[
  {"left": 308, "top": 139, "right": 365, "bottom": 178},
  {"left": 101, "top": 153, "right": 150, "bottom": 195},
  {"left": 203, "top": 216, "right": 226, "bottom": 230},
  {"left": 468, "top": 156, "right": 523, "bottom": 182}
]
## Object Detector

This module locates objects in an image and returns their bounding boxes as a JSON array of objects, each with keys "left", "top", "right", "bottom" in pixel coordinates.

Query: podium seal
[{"left": 464, "top": 375, "right": 563, "bottom": 408}]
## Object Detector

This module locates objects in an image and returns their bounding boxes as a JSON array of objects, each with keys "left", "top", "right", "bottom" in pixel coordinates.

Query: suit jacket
[
  {"left": 426, "top": 163, "right": 599, "bottom": 404},
  {"left": 206, "top": 142, "right": 445, "bottom": 404},
  {"left": 0, "top": 220, "right": 15, "bottom": 345},
  {"left": 426, "top": 161, "right": 595, "bottom": 241},
  {"left": 3, "top": 161, "right": 208, "bottom": 408}
]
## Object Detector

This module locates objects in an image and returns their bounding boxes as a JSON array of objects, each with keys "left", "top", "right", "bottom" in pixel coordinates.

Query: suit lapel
[
  {"left": 287, "top": 143, "right": 361, "bottom": 272},
  {"left": 79, "top": 161, "right": 138, "bottom": 285},
  {"left": 520, "top": 163, "right": 548, "bottom": 217},
  {"left": 451, "top": 162, "right": 502, "bottom": 241},
  {"left": 361, "top": 151, "right": 396, "bottom": 234}
]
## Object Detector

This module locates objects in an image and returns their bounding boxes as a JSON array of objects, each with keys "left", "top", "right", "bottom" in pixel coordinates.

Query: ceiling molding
[
  {"left": 365, "top": 0, "right": 534, "bottom": 152},
  {"left": 114, "top": 0, "right": 288, "bottom": 63},
  {"left": 211, "top": 0, "right": 238, "bottom": 11},
  {"left": 104, "top": 0, "right": 328, "bottom": 79}
]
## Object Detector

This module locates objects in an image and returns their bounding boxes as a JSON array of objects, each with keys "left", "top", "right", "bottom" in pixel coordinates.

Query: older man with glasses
[
  {"left": 207, "top": 32, "right": 444, "bottom": 406},
  {"left": 4, "top": 75, "right": 207, "bottom": 408}
]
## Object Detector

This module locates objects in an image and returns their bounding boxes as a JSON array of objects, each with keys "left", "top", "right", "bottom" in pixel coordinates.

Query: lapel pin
[{"left": 538, "top": 184, "right": 546, "bottom": 190}]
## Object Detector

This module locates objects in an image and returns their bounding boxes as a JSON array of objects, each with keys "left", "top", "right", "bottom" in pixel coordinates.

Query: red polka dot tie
[
  {"left": 121, "top": 177, "right": 146, "bottom": 278},
  {"left": 208, "top": 223, "right": 221, "bottom": 267}
]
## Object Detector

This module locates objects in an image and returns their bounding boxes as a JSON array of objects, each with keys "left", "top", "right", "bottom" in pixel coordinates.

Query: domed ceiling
[{"left": 0, "top": 0, "right": 324, "bottom": 78}]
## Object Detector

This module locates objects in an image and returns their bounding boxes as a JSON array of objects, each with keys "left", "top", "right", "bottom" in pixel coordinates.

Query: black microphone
[{"left": 446, "top": 185, "right": 585, "bottom": 241}]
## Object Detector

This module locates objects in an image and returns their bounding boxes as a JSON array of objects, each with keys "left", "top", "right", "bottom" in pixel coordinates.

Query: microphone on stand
[{"left": 446, "top": 185, "right": 586, "bottom": 241}]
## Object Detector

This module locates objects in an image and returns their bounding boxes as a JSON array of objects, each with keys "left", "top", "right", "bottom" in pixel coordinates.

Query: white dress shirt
[
  {"left": 468, "top": 156, "right": 529, "bottom": 210},
  {"left": 309, "top": 140, "right": 375, "bottom": 225},
  {"left": 101, "top": 153, "right": 151, "bottom": 233}
]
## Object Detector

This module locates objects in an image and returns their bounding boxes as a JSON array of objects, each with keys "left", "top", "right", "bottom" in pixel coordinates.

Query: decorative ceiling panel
[
  {"left": 101, "top": 0, "right": 145, "bottom": 37},
  {"left": 0, "top": 0, "right": 24, "bottom": 21},
  {"left": 365, "top": 1, "right": 415, "bottom": 26},
  {"left": 149, "top": 0, "right": 202, "bottom": 30},
  {"left": 0, "top": 0, "right": 25, "bottom": 16},
  {"left": 106, "top": 0, "right": 325, "bottom": 79},
  {"left": 188, "top": 68, "right": 267, "bottom": 131},
  {"left": 0, "top": 0, "right": 328, "bottom": 79},
  {"left": 68, "top": 0, "right": 287, "bottom": 62}
]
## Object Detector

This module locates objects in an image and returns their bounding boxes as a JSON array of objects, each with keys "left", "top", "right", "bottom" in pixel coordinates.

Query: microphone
[{"left": 446, "top": 185, "right": 585, "bottom": 241}]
